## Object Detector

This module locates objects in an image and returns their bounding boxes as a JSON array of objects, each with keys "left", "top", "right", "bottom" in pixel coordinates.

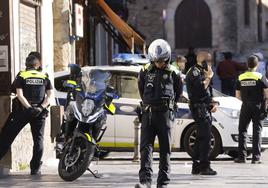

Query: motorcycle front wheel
[{"left": 58, "top": 136, "right": 95, "bottom": 181}]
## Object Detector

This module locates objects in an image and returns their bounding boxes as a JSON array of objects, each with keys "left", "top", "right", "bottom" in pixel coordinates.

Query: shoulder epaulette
[
  {"left": 166, "top": 64, "right": 179, "bottom": 74},
  {"left": 142, "top": 63, "right": 151, "bottom": 71}
]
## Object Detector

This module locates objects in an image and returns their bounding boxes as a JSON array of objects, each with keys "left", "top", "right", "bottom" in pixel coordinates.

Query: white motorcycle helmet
[{"left": 148, "top": 39, "right": 171, "bottom": 64}]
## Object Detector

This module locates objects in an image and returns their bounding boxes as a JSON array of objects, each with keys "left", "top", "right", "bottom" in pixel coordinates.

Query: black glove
[{"left": 28, "top": 106, "right": 44, "bottom": 117}]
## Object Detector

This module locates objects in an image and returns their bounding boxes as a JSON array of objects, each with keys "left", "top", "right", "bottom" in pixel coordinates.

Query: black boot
[
  {"left": 200, "top": 167, "right": 217, "bottom": 175},
  {"left": 191, "top": 161, "right": 200, "bottom": 175},
  {"left": 134, "top": 182, "right": 151, "bottom": 188}
]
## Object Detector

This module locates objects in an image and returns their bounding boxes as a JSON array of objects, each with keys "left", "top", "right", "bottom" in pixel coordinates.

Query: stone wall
[
  {"left": 237, "top": 0, "right": 258, "bottom": 52},
  {"left": 53, "top": 0, "right": 72, "bottom": 72},
  {"left": 0, "top": 96, "right": 12, "bottom": 170},
  {"left": 127, "top": 0, "right": 268, "bottom": 54}
]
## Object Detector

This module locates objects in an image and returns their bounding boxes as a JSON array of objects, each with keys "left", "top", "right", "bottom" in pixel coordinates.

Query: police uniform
[
  {"left": 0, "top": 69, "right": 52, "bottom": 172},
  {"left": 137, "top": 63, "right": 182, "bottom": 187},
  {"left": 185, "top": 64, "right": 214, "bottom": 173},
  {"left": 236, "top": 71, "right": 267, "bottom": 161}
]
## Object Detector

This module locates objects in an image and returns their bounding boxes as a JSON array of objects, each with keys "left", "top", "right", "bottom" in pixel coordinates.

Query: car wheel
[{"left": 183, "top": 124, "right": 222, "bottom": 160}]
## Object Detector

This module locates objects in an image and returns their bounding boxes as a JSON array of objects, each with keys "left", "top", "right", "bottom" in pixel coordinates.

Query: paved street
[{"left": 1, "top": 151, "right": 268, "bottom": 188}]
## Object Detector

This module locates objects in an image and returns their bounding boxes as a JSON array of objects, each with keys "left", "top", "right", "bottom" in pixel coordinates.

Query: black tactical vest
[{"left": 142, "top": 64, "right": 176, "bottom": 104}]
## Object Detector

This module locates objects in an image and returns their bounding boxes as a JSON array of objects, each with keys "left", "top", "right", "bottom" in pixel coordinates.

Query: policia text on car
[
  {"left": 0, "top": 53, "right": 53, "bottom": 175},
  {"left": 185, "top": 51, "right": 218, "bottom": 176},
  {"left": 234, "top": 55, "right": 268, "bottom": 164},
  {"left": 135, "top": 39, "right": 183, "bottom": 188}
]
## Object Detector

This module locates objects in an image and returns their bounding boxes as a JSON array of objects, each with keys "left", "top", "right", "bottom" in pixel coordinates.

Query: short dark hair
[
  {"left": 223, "top": 52, "right": 232, "bottom": 60},
  {"left": 25, "top": 55, "right": 40, "bottom": 68},
  {"left": 247, "top": 55, "right": 258, "bottom": 69},
  {"left": 28, "top": 51, "right": 41, "bottom": 61}
]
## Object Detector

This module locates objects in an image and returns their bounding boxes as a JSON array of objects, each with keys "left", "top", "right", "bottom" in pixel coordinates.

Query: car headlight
[
  {"left": 219, "top": 107, "right": 240, "bottom": 119},
  {"left": 81, "top": 99, "right": 95, "bottom": 116}
]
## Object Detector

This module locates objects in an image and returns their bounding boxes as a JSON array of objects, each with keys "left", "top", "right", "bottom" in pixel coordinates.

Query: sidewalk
[{"left": 1, "top": 152, "right": 268, "bottom": 188}]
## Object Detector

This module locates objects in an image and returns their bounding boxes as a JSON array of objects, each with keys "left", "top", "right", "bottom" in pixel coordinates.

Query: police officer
[
  {"left": 234, "top": 56, "right": 268, "bottom": 164},
  {"left": 185, "top": 51, "right": 217, "bottom": 175},
  {"left": 0, "top": 54, "right": 53, "bottom": 175},
  {"left": 135, "top": 39, "right": 183, "bottom": 188}
]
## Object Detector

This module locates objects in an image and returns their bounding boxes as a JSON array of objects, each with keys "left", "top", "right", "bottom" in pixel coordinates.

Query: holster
[
  {"left": 189, "top": 103, "right": 210, "bottom": 119},
  {"left": 135, "top": 103, "right": 143, "bottom": 122}
]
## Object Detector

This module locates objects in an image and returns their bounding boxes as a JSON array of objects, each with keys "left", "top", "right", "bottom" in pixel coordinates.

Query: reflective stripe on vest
[
  {"left": 19, "top": 70, "right": 47, "bottom": 79},
  {"left": 67, "top": 80, "right": 77, "bottom": 86},
  {"left": 238, "top": 71, "right": 262, "bottom": 81}
]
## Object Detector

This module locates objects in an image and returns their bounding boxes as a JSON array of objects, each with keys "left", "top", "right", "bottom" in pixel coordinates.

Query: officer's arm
[
  {"left": 203, "top": 77, "right": 211, "bottom": 89},
  {"left": 16, "top": 88, "right": 32, "bottom": 109},
  {"left": 41, "top": 89, "right": 52, "bottom": 108},
  {"left": 236, "top": 90, "right": 241, "bottom": 100},
  {"left": 173, "top": 72, "right": 183, "bottom": 102},
  {"left": 138, "top": 69, "right": 145, "bottom": 100},
  {"left": 236, "top": 79, "right": 241, "bottom": 100}
]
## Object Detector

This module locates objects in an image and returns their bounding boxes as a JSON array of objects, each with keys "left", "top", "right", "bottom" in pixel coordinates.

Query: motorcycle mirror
[{"left": 68, "top": 64, "right": 81, "bottom": 79}]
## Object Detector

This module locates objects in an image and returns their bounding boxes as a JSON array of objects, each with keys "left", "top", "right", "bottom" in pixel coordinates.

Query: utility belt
[
  {"left": 142, "top": 103, "right": 169, "bottom": 113},
  {"left": 12, "top": 97, "right": 43, "bottom": 112}
]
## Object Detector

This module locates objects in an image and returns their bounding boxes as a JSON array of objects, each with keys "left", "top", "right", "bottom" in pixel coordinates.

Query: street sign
[{"left": 75, "top": 4, "right": 83, "bottom": 38}]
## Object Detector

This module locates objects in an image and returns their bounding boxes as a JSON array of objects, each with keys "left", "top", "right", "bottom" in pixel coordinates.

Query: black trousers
[
  {"left": 0, "top": 109, "right": 47, "bottom": 170},
  {"left": 190, "top": 103, "right": 212, "bottom": 169},
  {"left": 221, "top": 78, "right": 236, "bottom": 97},
  {"left": 238, "top": 102, "right": 263, "bottom": 160},
  {"left": 139, "top": 110, "right": 171, "bottom": 186}
]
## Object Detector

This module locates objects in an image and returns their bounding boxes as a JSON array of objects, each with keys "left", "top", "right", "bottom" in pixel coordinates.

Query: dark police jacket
[
  {"left": 236, "top": 71, "right": 267, "bottom": 103},
  {"left": 185, "top": 65, "right": 211, "bottom": 104},
  {"left": 138, "top": 63, "right": 183, "bottom": 105},
  {"left": 13, "top": 69, "right": 53, "bottom": 105}
]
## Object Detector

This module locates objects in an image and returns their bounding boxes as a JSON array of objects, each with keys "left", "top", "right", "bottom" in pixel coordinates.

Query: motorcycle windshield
[{"left": 81, "top": 69, "right": 111, "bottom": 95}]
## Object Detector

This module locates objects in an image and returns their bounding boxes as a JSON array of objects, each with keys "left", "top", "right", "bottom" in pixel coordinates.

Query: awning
[{"left": 97, "top": 0, "right": 145, "bottom": 51}]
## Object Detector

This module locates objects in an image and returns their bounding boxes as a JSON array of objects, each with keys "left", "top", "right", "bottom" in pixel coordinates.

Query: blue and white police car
[{"left": 54, "top": 53, "right": 268, "bottom": 159}]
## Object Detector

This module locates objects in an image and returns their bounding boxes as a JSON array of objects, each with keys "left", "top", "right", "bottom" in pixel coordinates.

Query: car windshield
[{"left": 81, "top": 69, "right": 111, "bottom": 93}]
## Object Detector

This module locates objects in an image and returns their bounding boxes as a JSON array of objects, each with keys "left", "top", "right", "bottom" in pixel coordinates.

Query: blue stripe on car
[{"left": 55, "top": 98, "right": 194, "bottom": 119}]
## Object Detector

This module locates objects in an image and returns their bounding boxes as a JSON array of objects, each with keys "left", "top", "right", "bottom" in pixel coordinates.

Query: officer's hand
[
  {"left": 204, "top": 65, "right": 214, "bottom": 79},
  {"left": 210, "top": 105, "right": 217, "bottom": 113},
  {"left": 28, "top": 107, "right": 43, "bottom": 117}
]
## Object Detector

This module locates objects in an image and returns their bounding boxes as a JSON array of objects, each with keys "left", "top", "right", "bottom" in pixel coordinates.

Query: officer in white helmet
[{"left": 135, "top": 39, "right": 183, "bottom": 188}]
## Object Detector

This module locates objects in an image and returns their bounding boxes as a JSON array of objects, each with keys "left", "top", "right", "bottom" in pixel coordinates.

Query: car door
[{"left": 111, "top": 71, "right": 140, "bottom": 148}]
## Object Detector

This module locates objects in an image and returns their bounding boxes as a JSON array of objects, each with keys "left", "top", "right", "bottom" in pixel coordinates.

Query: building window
[
  {"left": 19, "top": 0, "right": 41, "bottom": 69},
  {"left": 244, "top": 0, "right": 250, "bottom": 26}
]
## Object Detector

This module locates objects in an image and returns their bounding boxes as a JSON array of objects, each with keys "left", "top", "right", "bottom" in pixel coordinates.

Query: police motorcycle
[{"left": 56, "top": 64, "right": 118, "bottom": 181}]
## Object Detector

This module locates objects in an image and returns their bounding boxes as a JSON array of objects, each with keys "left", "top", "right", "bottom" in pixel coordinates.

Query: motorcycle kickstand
[{"left": 87, "top": 168, "right": 102, "bottom": 178}]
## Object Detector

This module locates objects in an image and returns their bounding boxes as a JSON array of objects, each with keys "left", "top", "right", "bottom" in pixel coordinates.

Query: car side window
[
  {"left": 118, "top": 74, "right": 139, "bottom": 99},
  {"left": 54, "top": 75, "right": 70, "bottom": 92},
  {"left": 109, "top": 71, "right": 140, "bottom": 99}
]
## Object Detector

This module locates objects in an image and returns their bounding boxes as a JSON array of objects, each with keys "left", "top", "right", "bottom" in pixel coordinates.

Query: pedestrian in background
[
  {"left": 253, "top": 52, "right": 266, "bottom": 76},
  {"left": 216, "top": 52, "right": 247, "bottom": 96},
  {"left": 185, "top": 51, "right": 218, "bottom": 175},
  {"left": 172, "top": 55, "right": 187, "bottom": 81},
  {"left": 184, "top": 47, "right": 197, "bottom": 74},
  {"left": 234, "top": 55, "right": 268, "bottom": 164},
  {"left": 135, "top": 39, "right": 183, "bottom": 188}
]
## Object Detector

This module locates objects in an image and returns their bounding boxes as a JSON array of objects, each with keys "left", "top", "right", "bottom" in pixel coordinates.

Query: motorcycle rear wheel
[{"left": 58, "top": 136, "right": 95, "bottom": 181}]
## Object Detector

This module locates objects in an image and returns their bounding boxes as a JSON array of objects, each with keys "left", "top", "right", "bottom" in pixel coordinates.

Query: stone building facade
[{"left": 127, "top": 0, "right": 268, "bottom": 54}]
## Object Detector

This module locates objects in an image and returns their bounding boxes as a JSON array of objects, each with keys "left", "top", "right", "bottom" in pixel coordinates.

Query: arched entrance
[{"left": 175, "top": 0, "right": 212, "bottom": 49}]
